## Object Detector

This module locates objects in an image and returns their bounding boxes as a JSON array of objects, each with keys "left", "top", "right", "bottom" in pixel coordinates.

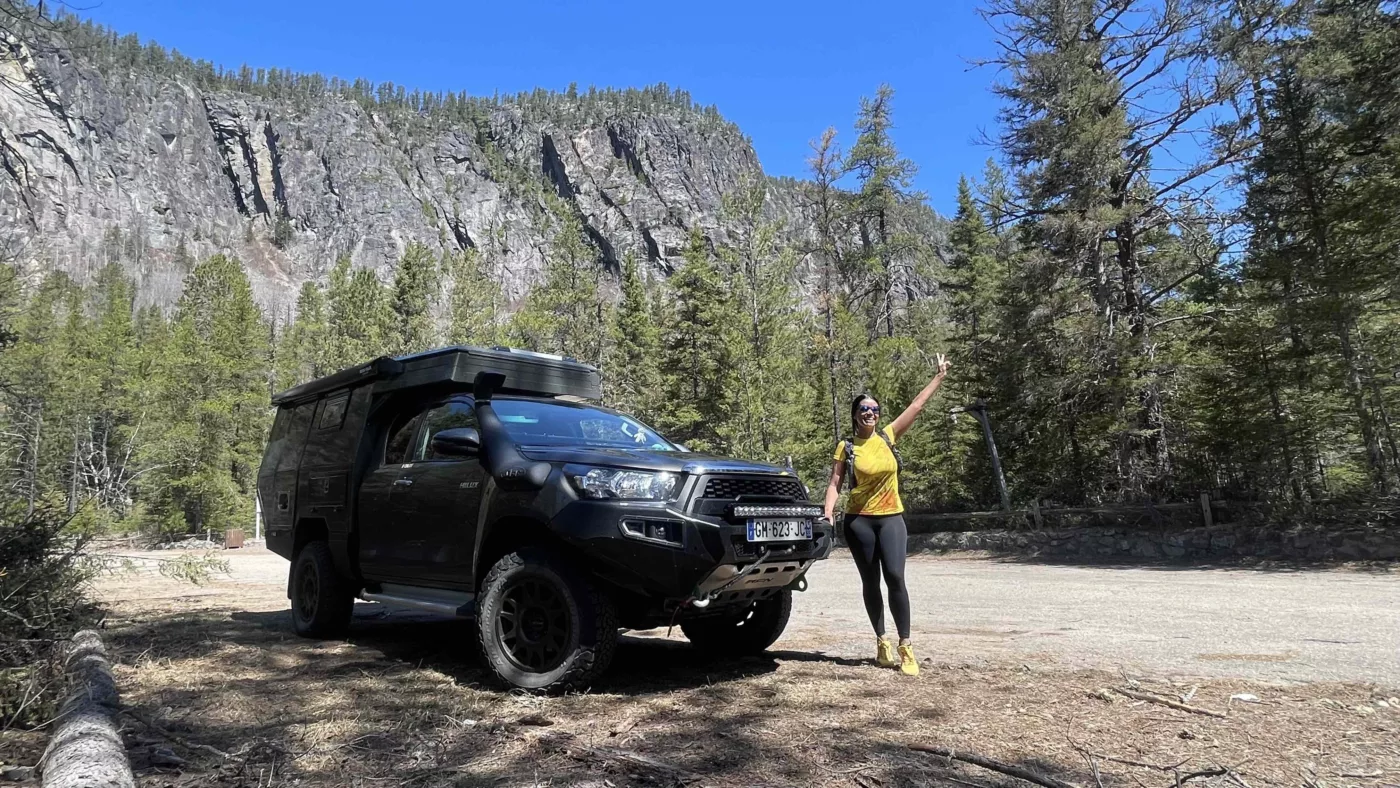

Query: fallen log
[
  {"left": 39, "top": 631, "right": 136, "bottom": 788},
  {"left": 908, "top": 743, "right": 1083, "bottom": 788}
]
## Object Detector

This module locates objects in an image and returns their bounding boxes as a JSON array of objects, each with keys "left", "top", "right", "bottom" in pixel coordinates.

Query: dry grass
[{"left": 78, "top": 564, "right": 1400, "bottom": 788}]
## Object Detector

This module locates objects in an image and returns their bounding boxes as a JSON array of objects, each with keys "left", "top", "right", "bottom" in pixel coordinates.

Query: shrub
[{"left": 0, "top": 510, "right": 98, "bottom": 729}]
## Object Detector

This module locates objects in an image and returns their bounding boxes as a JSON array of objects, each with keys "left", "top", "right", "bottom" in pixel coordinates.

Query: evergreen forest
[{"left": 3, "top": 0, "right": 1399, "bottom": 543}]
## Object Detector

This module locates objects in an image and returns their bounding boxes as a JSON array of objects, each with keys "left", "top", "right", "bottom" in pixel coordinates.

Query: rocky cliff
[{"left": 0, "top": 18, "right": 933, "bottom": 315}]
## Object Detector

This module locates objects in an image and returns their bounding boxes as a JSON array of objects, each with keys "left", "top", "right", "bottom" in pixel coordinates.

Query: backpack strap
[
  {"left": 842, "top": 438, "right": 858, "bottom": 491},
  {"left": 842, "top": 431, "right": 901, "bottom": 491},
  {"left": 876, "top": 429, "right": 902, "bottom": 476}
]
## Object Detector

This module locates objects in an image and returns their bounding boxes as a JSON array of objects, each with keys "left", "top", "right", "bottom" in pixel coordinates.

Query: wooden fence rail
[{"left": 900, "top": 495, "right": 1222, "bottom": 534}]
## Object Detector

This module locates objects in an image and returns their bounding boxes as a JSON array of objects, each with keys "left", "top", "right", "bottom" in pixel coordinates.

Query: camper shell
[
  {"left": 256, "top": 345, "right": 833, "bottom": 691},
  {"left": 259, "top": 346, "right": 601, "bottom": 567}
]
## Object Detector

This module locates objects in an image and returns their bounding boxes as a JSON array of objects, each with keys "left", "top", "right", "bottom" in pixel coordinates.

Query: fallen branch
[
  {"left": 1176, "top": 767, "right": 1229, "bottom": 786},
  {"left": 908, "top": 744, "right": 1083, "bottom": 788},
  {"left": 1113, "top": 688, "right": 1227, "bottom": 718},
  {"left": 1096, "top": 755, "right": 1191, "bottom": 772},
  {"left": 118, "top": 706, "right": 232, "bottom": 760},
  {"left": 543, "top": 733, "right": 699, "bottom": 782}
]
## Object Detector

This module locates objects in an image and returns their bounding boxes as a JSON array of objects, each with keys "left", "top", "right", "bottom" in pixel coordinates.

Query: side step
[{"left": 358, "top": 583, "right": 476, "bottom": 618}]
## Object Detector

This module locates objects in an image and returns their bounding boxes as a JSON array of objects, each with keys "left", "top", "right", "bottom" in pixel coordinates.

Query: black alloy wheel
[
  {"left": 477, "top": 549, "right": 618, "bottom": 691},
  {"left": 496, "top": 576, "right": 573, "bottom": 673},
  {"left": 289, "top": 540, "right": 354, "bottom": 638}
]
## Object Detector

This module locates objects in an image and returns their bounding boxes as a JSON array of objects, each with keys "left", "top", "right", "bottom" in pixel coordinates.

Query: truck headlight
[{"left": 572, "top": 468, "right": 678, "bottom": 500}]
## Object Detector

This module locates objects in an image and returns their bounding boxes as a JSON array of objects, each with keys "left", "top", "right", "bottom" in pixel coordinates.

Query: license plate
[{"left": 746, "top": 519, "right": 813, "bottom": 542}]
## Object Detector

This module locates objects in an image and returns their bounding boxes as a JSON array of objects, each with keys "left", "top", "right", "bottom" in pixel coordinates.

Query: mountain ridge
[{"left": 0, "top": 12, "right": 942, "bottom": 314}]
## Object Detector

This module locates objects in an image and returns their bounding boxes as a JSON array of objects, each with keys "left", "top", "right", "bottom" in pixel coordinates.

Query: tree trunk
[
  {"left": 26, "top": 402, "right": 43, "bottom": 519},
  {"left": 1357, "top": 332, "right": 1400, "bottom": 477},
  {"left": 1336, "top": 316, "right": 1390, "bottom": 489},
  {"left": 1258, "top": 338, "right": 1304, "bottom": 501},
  {"left": 824, "top": 270, "right": 840, "bottom": 444},
  {"left": 67, "top": 428, "right": 79, "bottom": 516}
]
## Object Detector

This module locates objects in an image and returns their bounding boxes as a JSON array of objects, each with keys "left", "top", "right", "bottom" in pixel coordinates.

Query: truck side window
[
  {"left": 416, "top": 400, "right": 478, "bottom": 462},
  {"left": 384, "top": 413, "right": 421, "bottom": 465}
]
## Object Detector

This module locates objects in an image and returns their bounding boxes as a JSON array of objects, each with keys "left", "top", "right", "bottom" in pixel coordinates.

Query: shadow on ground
[{"left": 103, "top": 603, "right": 1104, "bottom": 788}]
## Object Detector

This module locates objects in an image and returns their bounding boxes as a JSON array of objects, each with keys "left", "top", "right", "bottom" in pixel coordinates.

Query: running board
[{"left": 358, "top": 583, "right": 476, "bottom": 618}]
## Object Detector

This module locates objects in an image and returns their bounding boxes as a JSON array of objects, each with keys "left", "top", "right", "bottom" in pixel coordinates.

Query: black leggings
[{"left": 843, "top": 513, "right": 911, "bottom": 640}]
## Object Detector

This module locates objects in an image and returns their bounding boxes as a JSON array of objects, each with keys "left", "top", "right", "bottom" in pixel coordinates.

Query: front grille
[{"left": 702, "top": 476, "right": 805, "bottom": 500}]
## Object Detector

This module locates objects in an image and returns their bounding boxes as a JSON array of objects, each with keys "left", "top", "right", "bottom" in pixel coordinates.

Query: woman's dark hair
[{"left": 850, "top": 392, "right": 878, "bottom": 434}]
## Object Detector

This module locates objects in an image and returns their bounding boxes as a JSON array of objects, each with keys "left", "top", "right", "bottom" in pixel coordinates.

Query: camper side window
[{"left": 318, "top": 394, "right": 349, "bottom": 430}]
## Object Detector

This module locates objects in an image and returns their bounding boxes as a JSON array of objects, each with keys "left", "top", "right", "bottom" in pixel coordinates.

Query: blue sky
[{"left": 73, "top": 0, "right": 1006, "bottom": 216}]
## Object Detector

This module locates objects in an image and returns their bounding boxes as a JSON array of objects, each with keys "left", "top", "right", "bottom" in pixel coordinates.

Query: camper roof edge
[{"left": 269, "top": 346, "right": 601, "bottom": 407}]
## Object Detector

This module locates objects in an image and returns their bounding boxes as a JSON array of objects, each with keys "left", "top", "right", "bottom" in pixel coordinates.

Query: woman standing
[{"left": 822, "top": 354, "right": 951, "bottom": 676}]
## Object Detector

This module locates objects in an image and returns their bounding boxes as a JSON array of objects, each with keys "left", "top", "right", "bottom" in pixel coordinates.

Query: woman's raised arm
[{"left": 889, "top": 353, "right": 952, "bottom": 439}]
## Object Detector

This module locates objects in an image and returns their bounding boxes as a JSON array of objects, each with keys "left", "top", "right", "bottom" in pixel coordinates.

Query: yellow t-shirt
[{"left": 834, "top": 425, "right": 903, "bottom": 516}]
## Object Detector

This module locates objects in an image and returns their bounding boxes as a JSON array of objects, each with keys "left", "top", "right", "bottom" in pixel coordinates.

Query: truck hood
[{"left": 518, "top": 445, "right": 791, "bottom": 476}]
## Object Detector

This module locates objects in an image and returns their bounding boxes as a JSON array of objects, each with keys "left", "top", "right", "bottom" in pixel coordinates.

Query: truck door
[
  {"left": 357, "top": 407, "right": 426, "bottom": 581},
  {"left": 395, "top": 399, "right": 487, "bottom": 588}
]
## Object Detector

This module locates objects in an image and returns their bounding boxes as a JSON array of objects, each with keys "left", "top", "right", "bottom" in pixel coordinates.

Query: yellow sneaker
[
  {"left": 898, "top": 643, "right": 920, "bottom": 676},
  {"left": 876, "top": 638, "right": 896, "bottom": 668}
]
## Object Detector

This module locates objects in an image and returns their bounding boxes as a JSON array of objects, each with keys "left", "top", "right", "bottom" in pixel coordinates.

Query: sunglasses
[{"left": 858, "top": 405, "right": 881, "bottom": 415}]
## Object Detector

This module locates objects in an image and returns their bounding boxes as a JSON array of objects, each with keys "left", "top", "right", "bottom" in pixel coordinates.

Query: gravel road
[
  {"left": 140, "top": 546, "right": 1399, "bottom": 686},
  {"left": 793, "top": 554, "right": 1399, "bottom": 686}
]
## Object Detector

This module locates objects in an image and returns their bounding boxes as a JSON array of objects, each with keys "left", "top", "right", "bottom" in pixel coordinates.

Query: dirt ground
[{"left": 21, "top": 547, "right": 1400, "bottom": 788}]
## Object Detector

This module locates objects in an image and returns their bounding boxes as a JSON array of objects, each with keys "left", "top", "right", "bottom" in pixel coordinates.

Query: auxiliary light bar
[{"left": 731, "top": 504, "right": 824, "bottom": 519}]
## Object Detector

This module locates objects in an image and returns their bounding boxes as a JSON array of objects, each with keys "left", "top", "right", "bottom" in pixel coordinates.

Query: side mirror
[{"left": 430, "top": 427, "right": 481, "bottom": 457}]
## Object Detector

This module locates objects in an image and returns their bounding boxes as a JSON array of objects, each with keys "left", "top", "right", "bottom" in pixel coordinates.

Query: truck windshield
[{"left": 492, "top": 399, "right": 677, "bottom": 451}]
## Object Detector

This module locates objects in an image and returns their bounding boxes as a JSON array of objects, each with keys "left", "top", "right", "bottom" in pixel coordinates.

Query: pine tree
[
  {"left": 275, "top": 281, "right": 330, "bottom": 389},
  {"left": 508, "top": 203, "right": 608, "bottom": 364},
  {"left": 654, "top": 229, "right": 733, "bottom": 453},
  {"left": 984, "top": 0, "right": 1253, "bottom": 501},
  {"left": 2, "top": 273, "right": 80, "bottom": 514},
  {"left": 445, "top": 248, "right": 503, "bottom": 347},
  {"left": 72, "top": 264, "right": 140, "bottom": 516},
  {"left": 147, "top": 254, "right": 271, "bottom": 536},
  {"left": 945, "top": 176, "right": 1002, "bottom": 388},
  {"left": 717, "top": 183, "right": 809, "bottom": 464},
  {"left": 607, "top": 252, "right": 661, "bottom": 418},
  {"left": 325, "top": 256, "right": 394, "bottom": 370},
  {"left": 845, "top": 84, "right": 920, "bottom": 339},
  {"left": 391, "top": 242, "right": 440, "bottom": 355}
]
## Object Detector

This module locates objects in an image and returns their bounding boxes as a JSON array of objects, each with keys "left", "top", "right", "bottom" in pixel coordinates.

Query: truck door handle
[{"left": 393, "top": 478, "right": 414, "bottom": 487}]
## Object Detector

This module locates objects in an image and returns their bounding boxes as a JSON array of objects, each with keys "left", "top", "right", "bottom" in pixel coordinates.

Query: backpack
[{"left": 842, "top": 430, "right": 901, "bottom": 491}]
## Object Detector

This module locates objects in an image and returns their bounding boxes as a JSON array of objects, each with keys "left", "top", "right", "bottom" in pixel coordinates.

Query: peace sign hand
[{"left": 934, "top": 353, "right": 952, "bottom": 379}]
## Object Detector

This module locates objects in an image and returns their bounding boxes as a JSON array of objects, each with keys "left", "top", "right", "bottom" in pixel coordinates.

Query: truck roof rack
[{"left": 270, "top": 345, "right": 602, "bottom": 406}]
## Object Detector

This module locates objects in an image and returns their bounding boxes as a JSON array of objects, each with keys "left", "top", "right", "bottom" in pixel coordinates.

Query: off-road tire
[
  {"left": 681, "top": 590, "right": 792, "bottom": 656},
  {"left": 476, "top": 549, "right": 619, "bottom": 692},
  {"left": 290, "top": 541, "right": 354, "bottom": 638}
]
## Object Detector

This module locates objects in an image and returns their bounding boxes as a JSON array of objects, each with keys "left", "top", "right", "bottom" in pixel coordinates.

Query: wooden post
[
  {"left": 971, "top": 400, "right": 1012, "bottom": 512},
  {"left": 1199, "top": 492, "right": 1213, "bottom": 528},
  {"left": 1030, "top": 498, "right": 1043, "bottom": 530},
  {"left": 255, "top": 494, "right": 263, "bottom": 542}
]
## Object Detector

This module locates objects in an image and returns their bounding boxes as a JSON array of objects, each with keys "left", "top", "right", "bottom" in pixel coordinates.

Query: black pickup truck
[{"left": 256, "top": 346, "right": 833, "bottom": 690}]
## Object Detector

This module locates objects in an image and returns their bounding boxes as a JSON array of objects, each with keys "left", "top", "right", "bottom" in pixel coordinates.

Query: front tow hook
[{"left": 688, "top": 547, "right": 774, "bottom": 608}]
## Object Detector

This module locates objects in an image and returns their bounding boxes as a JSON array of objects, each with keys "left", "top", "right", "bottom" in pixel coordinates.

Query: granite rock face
[{"left": 0, "top": 26, "right": 841, "bottom": 315}]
